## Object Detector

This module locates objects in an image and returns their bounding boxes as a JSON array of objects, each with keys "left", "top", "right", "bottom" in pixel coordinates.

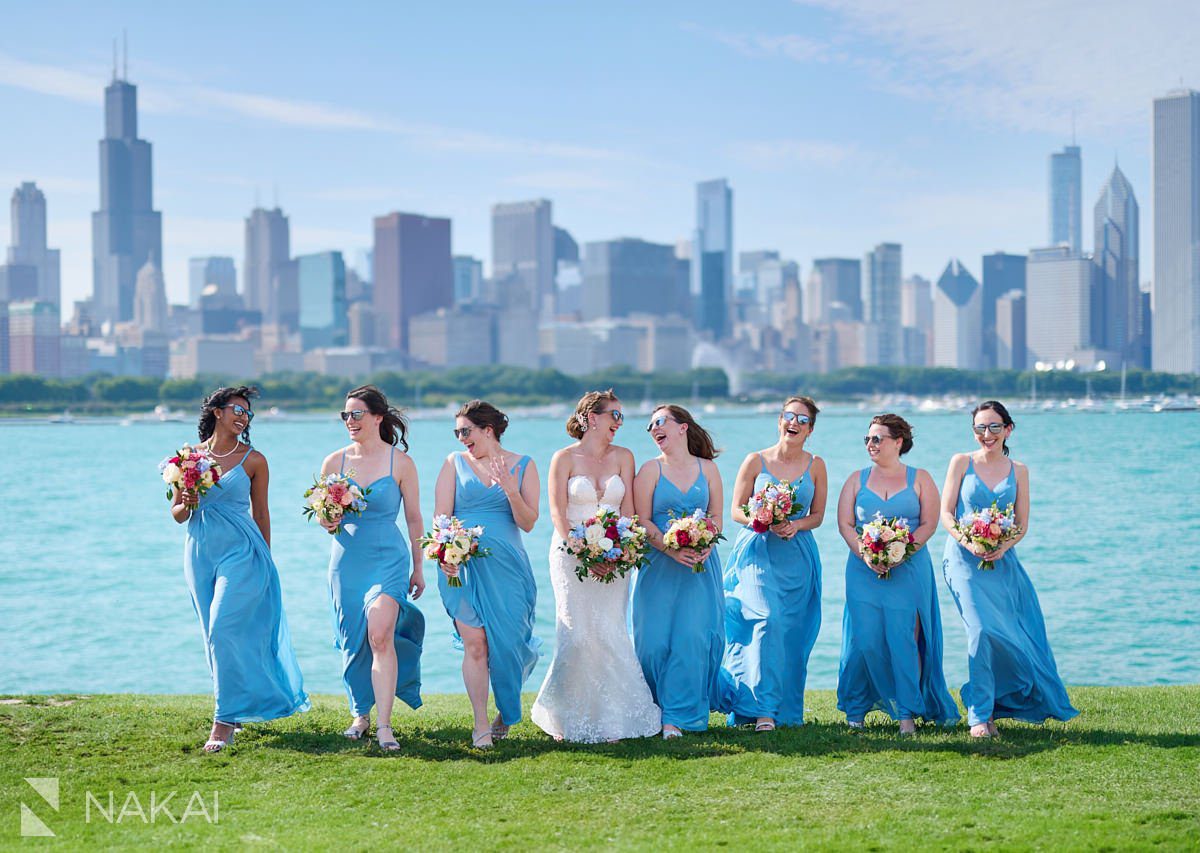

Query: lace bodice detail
[{"left": 566, "top": 474, "right": 625, "bottom": 525}]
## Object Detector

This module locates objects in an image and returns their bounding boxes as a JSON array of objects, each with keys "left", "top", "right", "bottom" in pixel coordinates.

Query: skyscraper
[
  {"left": 7, "top": 182, "right": 61, "bottom": 307},
  {"left": 863, "top": 243, "right": 902, "bottom": 365},
  {"left": 188, "top": 256, "right": 237, "bottom": 306},
  {"left": 981, "top": 252, "right": 1026, "bottom": 368},
  {"left": 900, "top": 274, "right": 933, "bottom": 366},
  {"left": 243, "top": 207, "right": 290, "bottom": 319},
  {"left": 133, "top": 258, "right": 168, "bottom": 334},
  {"left": 933, "top": 259, "right": 983, "bottom": 370},
  {"left": 692, "top": 179, "right": 733, "bottom": 340},
  {"left": 1093, "top": 164, "right": 1140, "bottom": 363},
  {"left": 452, "top": 255, "right": 483, "bottom": 305},
  {"left": 1152, "top": 89, "right": 1200, "bottom": 374},
  {"left": 491, "top": 199, "right": 554, "bottom": 313},
  {"left": 1027, "top": 246, "right": 1093, "bottom": 366},
  {"left": 581, "top": 238, "right": 686, "bottom": 320},
  {"left": 373, "top": 212, "right": 452, "bottom": 353},
  {"left": 91, "top": 68, "right": 162, "bottom": 326},
  {"left": 807, "top": 258, "right": 862, "bottom": 324},
  {"left": 296, "top": 251, "right": 348, "bottom": 349},
  {"left": 1049, "top": 144, "right": 1082, "bottom": 252}
]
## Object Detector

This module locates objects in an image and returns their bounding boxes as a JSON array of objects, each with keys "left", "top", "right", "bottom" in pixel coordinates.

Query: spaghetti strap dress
[
  {"left": 942, "top": 458, "right": 1077, "bottom": 727},
  {"left": 327, "top": 448, "right": 425, "bottom": 716},
  {"left": 183, "top": 446, "right": 310, "bottom": 723},
  {"left": 437, "top": 452, "right": 540, "bottom": 726}
]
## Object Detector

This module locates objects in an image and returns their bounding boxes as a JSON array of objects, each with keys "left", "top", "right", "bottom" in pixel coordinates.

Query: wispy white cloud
[
  {"left": 693, "top": 1, "right": 1199, "bottom": 134},
  {"left": 0, "top": 50, "right": 630, "bottom": 162},
  {"left": 726, "top": 139, "right": 857, "bottom": 170}
]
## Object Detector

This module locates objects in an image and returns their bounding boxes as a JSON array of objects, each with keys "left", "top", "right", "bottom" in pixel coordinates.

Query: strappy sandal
[
  {"left": 376, "top": 726, "right": 400, "bottom": 751},
  {"left": 754, "top": 719, "right": 776, "bottom": 733},
  {"left": 970, "top": 723, "right": 993, "bottom": 739},
  {"left": 490, "top": 715, "right": 510, "bottom": 740},
  {"left": 847, "top": 719, "right": 865, "bottom": 730},
  {"left": 472, "top": 728, "right": 494, "bottom": 750},
  {"left": 343, "top": 719, "right": 370, "bottom": 740},
  {"left": 204, "top": 721, "right": 235, "bottom": 753},
  {"left": 661, "top": 725, "right": 683, "bottom": 740}
]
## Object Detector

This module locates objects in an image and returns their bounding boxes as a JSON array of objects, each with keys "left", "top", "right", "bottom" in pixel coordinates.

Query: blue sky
[{"left": 1, "top": 0, "right": 1194, "bottom": 307}]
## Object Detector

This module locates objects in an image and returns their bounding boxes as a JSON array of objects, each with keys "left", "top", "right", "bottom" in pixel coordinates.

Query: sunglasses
[
  {"left": 780, "top": 412, "right": 811, "bottom": 426},
  {"left": 453, "top": 426, "right": 475, "bottom": 440},
  {"left": 646, "top": 415, "right": 677, "bottom": 432},
  {"left": 598, "top": 409, "right": 624, "bottom": 424},
  {"left": 973, "top": 423, "right": 1006, "bottom": 435},
  {"left": 340, "top": 409, "right": 368, "bottom": 422},
  {"left": 863, "top": 434, "right": 893, "bottom": 446},
  {"left": 221, "top": 404, "right": 254, "bottom": 421}
]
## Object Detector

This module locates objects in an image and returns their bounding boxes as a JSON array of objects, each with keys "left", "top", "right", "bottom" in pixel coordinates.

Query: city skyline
[{"left": 2, "top": 2, "right": 1194, "bottom": 307}]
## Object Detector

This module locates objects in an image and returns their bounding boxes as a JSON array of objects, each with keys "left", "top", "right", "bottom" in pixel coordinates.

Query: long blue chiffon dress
[
  {"left": 942, "top": 458, "right": 1078, "bottom": 727},
  {"left": 719, "top": 454, "right": 822, "bottom": 726},
  {"left": 437, "top": 452, "right": 539, "bottom": 726},
  {"left": 183, "top": 447, "right": 310, "bottom": 723},
  {"left": 327, "top": 448, "right": 425, "bottom": 717},
  {"left": 836, "top": 465, "right": 959, "bottom": 726},
  {"left": 632, "top": 459, "right": 725, "bottom": 731}
]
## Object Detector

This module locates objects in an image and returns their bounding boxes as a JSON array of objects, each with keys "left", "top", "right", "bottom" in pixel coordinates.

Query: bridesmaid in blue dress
[
  {"left": 633, "top": 405, "right": 725, "bottom": 738},
  {"left": 318, "top": 385, "right": 426, "bottom": 751},
  {"left": 720, "top": 395, "right": 826, "bottom": 731},
  {"left": 835, "top": 413, "right": 958, "bottom": 734},
  {"left": 940, "top": 400, "right": 1078, "bottom": 738},
  {"left": 170, "top": 386, "right": 309, "bottom": 752},
  {"left": 433, "top": 400, "right": 540, "bottom": 749}
]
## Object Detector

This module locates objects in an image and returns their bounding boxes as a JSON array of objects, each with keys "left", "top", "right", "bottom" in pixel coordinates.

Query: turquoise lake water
[{"left": 1, "top": 407, "right": 1197, "bottom": 697}]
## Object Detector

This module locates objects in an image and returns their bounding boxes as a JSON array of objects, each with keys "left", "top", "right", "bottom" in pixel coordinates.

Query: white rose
[
  {"left": 443, "top": 544, "right": 467, "bottom": 564},
  {"left": 584, "top": 524, "right": 607, "bottom": 545},
  {"left": 880, "top": 526, "right": 896, "bottom": 542},
  {"left": 162, "top": 463, "right": 181, "bottom": 484},
  {"left": 886, "top": 541, "right": 907, "bottom": 563}
]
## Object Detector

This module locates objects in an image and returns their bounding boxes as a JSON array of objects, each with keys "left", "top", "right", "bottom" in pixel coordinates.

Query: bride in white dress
[{"left": 531, "top": 391, "right": 662, "bottom": 742}]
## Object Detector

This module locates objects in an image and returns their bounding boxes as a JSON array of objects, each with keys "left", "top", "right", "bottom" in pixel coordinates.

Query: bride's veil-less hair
[{"left": 566, "top": 389, "right": 619, "bottom": 438}]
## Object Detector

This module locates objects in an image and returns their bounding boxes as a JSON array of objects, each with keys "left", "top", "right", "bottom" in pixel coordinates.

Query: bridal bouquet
[
  {"left": 303, "top": 472, "right": 369, "bottom": 534},
  {"left": 954, "top": 501, "right": 1021, "bottom": 569},
  {"left": 563, "top": 506, "right": 650, "bottom": 583},
  {"left": 420, "top": 515, "right": 488, "bottom": 588},
  {"left": 858, "top": 512, "right": 918, "bottom": 580},
  {"left": 741, "top": 481, "right": 801, "bottom": 533},
  {"left": 662, "top": 509, "right": 725, "bottom": 573},
  {"left": 159, "top": 444, "right": 222, "bottom": 501}
]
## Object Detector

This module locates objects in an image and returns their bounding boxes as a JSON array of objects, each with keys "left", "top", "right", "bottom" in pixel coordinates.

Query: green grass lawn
[{"left": 2, "top": 688, "right": 1198, "bottom": 850}]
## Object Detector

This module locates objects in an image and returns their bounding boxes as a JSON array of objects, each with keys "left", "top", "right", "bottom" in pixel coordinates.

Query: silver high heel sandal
[
  {"left": 204, "top": 721, "right": 236, "bottom": 753},
  {"left": 344, "top": 719, "right": 370, "bottom": 740},
  {"left": 376, "top": 726, "right": 400, "bottom": 751}
]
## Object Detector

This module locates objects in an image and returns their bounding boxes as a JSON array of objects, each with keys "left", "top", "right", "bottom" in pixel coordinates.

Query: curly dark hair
[
  {"left": 567, "top": 389, "right": 619, "bottom": 439},
  {"left": 870, "top": 412, "right": 914, "bottom": 455},
  {"left": 346, "top": 384, "right": 410, "bottom": 451},
  {"left": 457, "top": 399, "right": 509, "bottom": 441},
  {"left": 198, "top": 386, "right": 259, "bottom": 444}
]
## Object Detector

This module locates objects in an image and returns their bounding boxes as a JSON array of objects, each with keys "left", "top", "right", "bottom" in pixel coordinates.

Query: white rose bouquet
[
  {"left": 420, "top": 514, "right": 488, "bottom": 588},
  {"left": 857, "top": 512, "right": 918, "bottom": 580}
]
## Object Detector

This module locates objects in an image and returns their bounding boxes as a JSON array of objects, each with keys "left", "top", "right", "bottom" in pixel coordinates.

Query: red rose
[
  {"left": 676, "top": 530, "right": 692, "bottom": 547},
  {"left": 870, "top": 540, "right": 884, "bottom": 553},
  {"left": 437, "top": 543, "right": 447, "bottom": 560},
  {"left": 606, "top": 526, "right": 620, "bottom": 541}
]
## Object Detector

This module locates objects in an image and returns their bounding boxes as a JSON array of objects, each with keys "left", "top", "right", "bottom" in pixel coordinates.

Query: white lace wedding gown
[{"left": 531, "top": 475, "right": 662, "bottom": 742}]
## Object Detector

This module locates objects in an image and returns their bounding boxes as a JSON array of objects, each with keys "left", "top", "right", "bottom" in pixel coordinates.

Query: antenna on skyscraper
[
  {"left": 1071, "top": 109, "right": 1076, "bottom": 145},
  {"left": 112, "top": 38, "right": 118, "bottom": 81},
  {"left": 123, "top": 29, "right": 128, "bottom": 79}
]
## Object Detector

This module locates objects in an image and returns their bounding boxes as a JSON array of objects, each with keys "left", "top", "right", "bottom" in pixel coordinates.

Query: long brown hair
[
  {"left": 199, "top": 385, "right": 258, "bottom": 444},
  {"left": 346, "top": 384, "right": 410, "bottom": 451},
  {"left": 567, "top": 389, "right": 619, "bottom": 438},
  {"left": 653, "top": 403, "right": 719, "bottom": 460}
]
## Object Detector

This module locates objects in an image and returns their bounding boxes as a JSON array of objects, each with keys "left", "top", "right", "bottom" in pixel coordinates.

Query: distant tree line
[{"left": 1, "top": 365, "right": 1195, "bottom": 414}]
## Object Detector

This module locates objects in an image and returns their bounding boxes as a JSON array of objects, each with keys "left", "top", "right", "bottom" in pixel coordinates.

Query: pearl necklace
[{"left": 207, "top": 437, "right": 240, "bottom": 458}]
